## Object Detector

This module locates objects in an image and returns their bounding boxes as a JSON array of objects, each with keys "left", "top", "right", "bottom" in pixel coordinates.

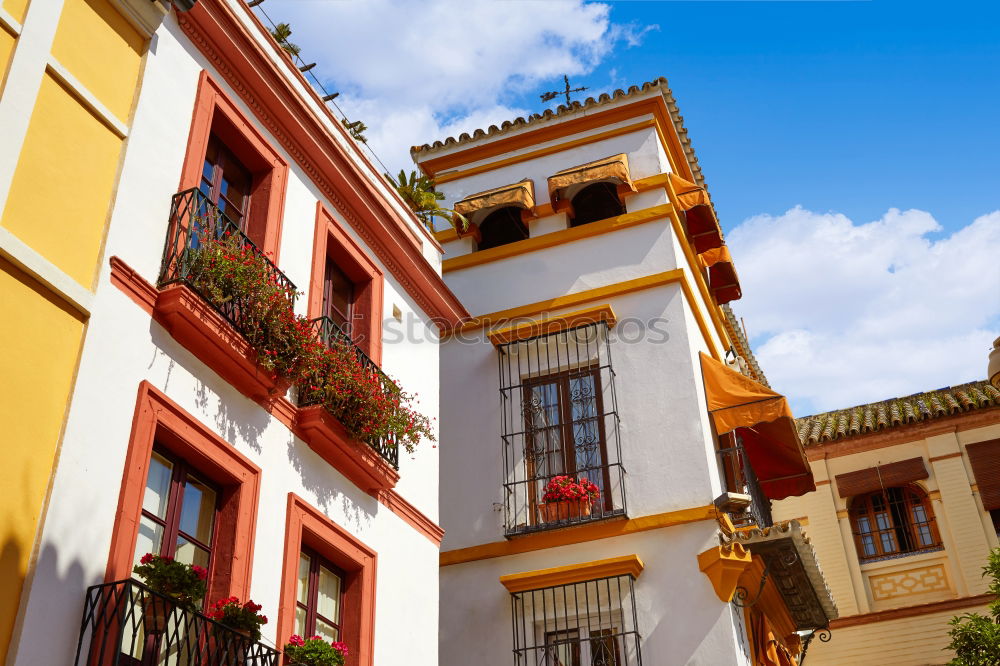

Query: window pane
[
  {"left": 175, "top": 537, "right": 210, "bottom": 569},
  {"left": 297, "top": 553, "right": 311, "bottom": 605},
  {"left": 143, "top": 452, "right": 173, "bottom": 519},
  {"left": 315, "top": 617, "right": 339, "bottom": 642},
  {"left": 294, "top": 607, "right": 307, "bottom": 636},
  {"left": 912, "top": 505, "right": 928, "bottom": 523},
  {"left": 545, "top": 630, "right": 580, "bottom": 666},
  {"left": 875, "top": 511, "right": 892, "bottom": 531},
  {"left": 880, "top": 531, "right": 897, "bottom": 553},
  {"left": 135, "top": 515, "right": 164, "bottom": 563},
  {"left": 856, "top": 516, "right": 871, "bottom": 534},
  {"left": 916, "top": 524, "right": 934, "bottom": 546},
  {"left": 178, "top": 475, "right": 216, "bottom": 546},
  {"left": 526, "top": 381, "right": 565, "bottom": 478},
  {"left": 861, "top": 534, "right": 877, "bottom": 557},
  {"left": 317, "top": 565, "right": 342, "bottom": 625}
]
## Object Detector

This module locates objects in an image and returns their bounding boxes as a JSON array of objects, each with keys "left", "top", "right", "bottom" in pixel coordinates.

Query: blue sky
[
  {"left": 499, "top": 0, "right": 1000, "bottom": 237},
  {"left": 268, "top": 0, "right": 999, "bottom": 415}
]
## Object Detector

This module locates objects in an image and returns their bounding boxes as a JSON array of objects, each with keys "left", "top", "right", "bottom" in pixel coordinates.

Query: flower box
[
  {"left": 295, "top": 405, "right": 400, "bottom": 494},
  {"left": 154, "top": 284, "right": 291, "bottom": 402},
  {"left": 537, "top": 499, "right": 593, "bottom": 524}
]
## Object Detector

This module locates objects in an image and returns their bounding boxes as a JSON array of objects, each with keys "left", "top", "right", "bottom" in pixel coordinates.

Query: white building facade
[
  {"left": 414, "top": 80, "right": 836, "bottom": 666},
  {"left": 4, "top": 0, "right": 465, "bottom": 663}
]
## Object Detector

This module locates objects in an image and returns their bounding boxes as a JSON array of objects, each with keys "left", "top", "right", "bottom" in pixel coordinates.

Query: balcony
[
  {"left": 294, "top": 316, "right": 401, "bottom": 492},
  {"left": 74, "top": 578, "right": 279, "bottom": 666},
  {"left": 717, "top": 445, "right": 773, "bottom": 528},
  {"left": 155, "top": 188, "right": 296, "bottom": 402}
]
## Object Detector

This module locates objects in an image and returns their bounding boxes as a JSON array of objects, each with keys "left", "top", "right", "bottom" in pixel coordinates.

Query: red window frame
[
  {"left": 308, "top": 202, "right": 383, "bottom": 363},
  {"left": 107, "top": 382, "right": 261, "bottom": 602},
  {"left": 322, "top": 256, "right": 356, "bottom": 333},
  {"left": 200, "top": 135, "right": 253, "bottom": 232},
  {"left": 179, "top": 71, "right": 288, "bottom": 259},
  {"left": 295, "top": 547, "right": 346, "bottom": 640}
]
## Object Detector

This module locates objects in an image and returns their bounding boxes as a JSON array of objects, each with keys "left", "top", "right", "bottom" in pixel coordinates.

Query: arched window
[
  {"left": 849, "top": 485, "right": 941, "bottom": 562},
  {"left": 569, "top": 182, "right": 625, "bottom": 227},
  {"left": 478, "top": 206, "right": 528, "bottom": 251}
]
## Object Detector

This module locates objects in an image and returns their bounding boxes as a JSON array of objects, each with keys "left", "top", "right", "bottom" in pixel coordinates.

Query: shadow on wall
[
  {"left": 285, "top": 436, "right": 377, "bottom": 535},
  {"left": 149, "top": 323, "right": 269, "bottom": 453},
  {"left": 2, "top": 535, "right": 90, "bottom": 665}
]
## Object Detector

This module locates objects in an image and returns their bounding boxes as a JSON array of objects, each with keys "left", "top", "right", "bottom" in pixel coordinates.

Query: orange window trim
[
  {"left": 106, "top": 381, "right": 261, "bottom": 600},
  {"left": 179, "top": 71, "right": 289, "bottom": 260},
  {"left": 176, "top": 7, "right": 468, "bottom": 328},
  {"left": 278, "top": 494, "right": 377, "bottom": 665},
  {"left": 308, "top": 202, "right": 384, "bottom": 363}
]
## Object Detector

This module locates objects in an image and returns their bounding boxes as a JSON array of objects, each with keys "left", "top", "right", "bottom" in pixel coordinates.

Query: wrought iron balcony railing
[
  {"left": 717, "top": 445, "right": 773, "bottom": 528},
  {"left": 298, "top": 315, "right": 400, "bottom": 469},
  {"left": 158, "top": 188, "right": 297, "bottom": 336},
  {"left": 74, "top": 578, "right": 279, "bottom": 666}
]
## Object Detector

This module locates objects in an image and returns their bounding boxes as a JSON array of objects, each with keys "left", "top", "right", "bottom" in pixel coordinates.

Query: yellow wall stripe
[
  {"left": 486, "top": 304, "right": 616, "bottom": 346},
  {"left": 441, "top": 505, "right": 717, "bottom": 566},
  {"left": 500, "top": 554, "right": 645, "bottom": 593},
  {"left": 434, "top": 119, "right": 657, "bottom": 185}
]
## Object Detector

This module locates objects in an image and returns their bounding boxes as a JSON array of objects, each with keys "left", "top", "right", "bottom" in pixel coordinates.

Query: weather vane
[{"left": 540, "top": 75, "right": 588, "bottom": 106}]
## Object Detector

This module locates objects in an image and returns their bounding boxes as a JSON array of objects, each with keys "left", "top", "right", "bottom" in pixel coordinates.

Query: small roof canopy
[
  {"left": 453, "top": 179, "right": 535, "bottom": 220},
  {"left": 700, "top": 353, "right": 815, "bottom": 500},
  {"left": 547, "top": 154, "right": 634, "bottom": 204},
  {"left": 698, "top": 246, "right": 742, "bottom": 304},
  {"left": 668, "top": 173, "right": 723, "bottom": 253}
]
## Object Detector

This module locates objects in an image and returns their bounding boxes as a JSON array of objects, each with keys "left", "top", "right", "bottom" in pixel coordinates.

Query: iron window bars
[
  {"left": 511, "top": 574, "right": 642, "bottom": 666},
  {"left": 74, "top": 578, "right": 279, "bottom": 666},
  {"left": 299, "top": 315, "right": 400, "bottom": 469},
  {"left": 159, "top": 188, "right": 297, "bottom": 336},
  {"left": 717, "top": 444, "right": 773, "bottom": 528},
  {"left": 499, "top": 321, "right": 626, "bottom": 536},
  {"left": 849, "top": 485, "right": 942, "bottom": 562}
]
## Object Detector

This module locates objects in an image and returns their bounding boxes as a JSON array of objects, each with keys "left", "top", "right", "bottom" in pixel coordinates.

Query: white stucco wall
[
  {"left": 439, "top": 525, "right": 745, "bottom": 666},
  {"left": 428, "top": 94, "right": 743, "bottom": 664},
  {"left": 12, "top": 8, "right": 442, "bottom": 665}
]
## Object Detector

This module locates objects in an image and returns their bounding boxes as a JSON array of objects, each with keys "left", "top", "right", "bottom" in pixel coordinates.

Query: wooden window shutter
[
  {"left": 836, "top": 457, "right": 929, "bottom": 498},
  {"left": 967, "top": 439, "right": 1000, "bottom": 511}
]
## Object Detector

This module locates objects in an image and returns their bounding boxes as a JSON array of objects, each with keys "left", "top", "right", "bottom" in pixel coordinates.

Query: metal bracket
[{"left": 798, "top": 627, "right": 832, "bottom": 665}]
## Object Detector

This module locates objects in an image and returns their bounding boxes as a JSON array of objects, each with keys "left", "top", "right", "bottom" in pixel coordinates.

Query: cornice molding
[{"left": 176, "top": 2, "right": 467, "bottom": 328}]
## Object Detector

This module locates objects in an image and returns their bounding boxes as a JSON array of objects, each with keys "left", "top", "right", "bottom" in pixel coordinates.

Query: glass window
[
  {"left": 134, "top": 448, "right": 218, "bottom": 576},
  {"left": 201, "top": 135, "right": 253, "bottom": 232},
  {"left": 322, "top": 257, "right": 354, "bottom": 332},
  {"left": 295, "top": 549, "right": 344, "bottom": 641},
  {"left": 569, "top": 182, "right": 624, "bottom": 227},
  {"left": 477, "top": 206, "right": 528, "bottom": 251},
  {"left": 849, "top": 485, "right": 940, "bottom": 562}
]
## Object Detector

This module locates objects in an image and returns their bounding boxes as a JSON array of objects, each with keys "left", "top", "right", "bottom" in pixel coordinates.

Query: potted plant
[
  {"left": 284, "top": 635, "right": 349, "bottom": 666},
  {"left": 207, "top": 597, "right": 268, "bottom": 641},
  {"left": 537, "top": 476, "right": 601, "bottom": 523},
  {"left": 132, "top": 553, "right": 208, "bottom": 633}
]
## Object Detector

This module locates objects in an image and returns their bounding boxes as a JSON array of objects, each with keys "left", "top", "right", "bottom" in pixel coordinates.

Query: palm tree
[
  {"left": 270, "top": 23, "right": 300, "bottom": 57},
  {"left": 342, "top": 119, "right": 368, "bottom": 144},
  {"left": 386, "top": 170, "right": 468, "bottom": 232}
]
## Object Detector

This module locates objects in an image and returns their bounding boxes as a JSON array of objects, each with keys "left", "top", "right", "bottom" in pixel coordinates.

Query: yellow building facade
[
  {"left": 0, "top": 0, "right": 160, "bottom": 656},
  {"left": 772, "top": 381, "right": 1000, "bottom": 665}
]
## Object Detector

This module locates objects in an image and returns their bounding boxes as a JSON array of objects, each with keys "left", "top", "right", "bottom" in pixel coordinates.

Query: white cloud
[
  {"left": 728, "top": 207, "right": 1000, "bottom": 415},
  {"left": 263, "top": 0, "right": 655, "bottom": 172}
]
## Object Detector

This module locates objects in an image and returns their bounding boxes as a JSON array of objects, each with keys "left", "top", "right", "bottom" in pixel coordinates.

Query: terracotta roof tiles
[{"left": 797, "top": 381, "right": 1000, "bottom": 445}]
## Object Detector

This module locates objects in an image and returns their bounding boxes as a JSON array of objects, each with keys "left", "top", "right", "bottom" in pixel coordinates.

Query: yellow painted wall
[
  {"left": 2, "top": 0, "right": 29, "bottom": 25},
  {"left": 50, "top": 0, "right": 143, "bottom": 122},
  {"left": 1, "top": 73, "right": 124, "bottom": 287},
  {"left": 0, "top": 258, "right": 85, "bottom": 659},
  {"left": 0, "top": 26, "right": 15, "bottom": 98},
  {"left": 801, "top": 604, "right": 990, "bottom": 666}
]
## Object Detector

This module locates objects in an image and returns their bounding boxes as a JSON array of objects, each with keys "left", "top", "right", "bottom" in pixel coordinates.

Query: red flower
[{"left": 288, "top": 634, "right": 305, "bottom": 647}]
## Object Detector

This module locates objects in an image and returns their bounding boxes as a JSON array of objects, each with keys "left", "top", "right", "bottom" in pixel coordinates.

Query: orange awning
[
  {"left": 668, "top": 173, "right": 723, "bottom": 253},
  {"left": 547, "top": 154, "right": 633, "bottom": 203},
  {"left": 453, "top": 179, "right": 535, "bottom": 218},
  {"left": 697, "top": 246, "right": 742, "bottom": 304},
  {"left": 700, "top": 353, "right": 814, "bottom": 500}
]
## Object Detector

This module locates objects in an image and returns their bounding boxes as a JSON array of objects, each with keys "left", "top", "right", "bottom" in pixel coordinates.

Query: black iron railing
[
  {"left": 499, "top": 322, "right": 627, "bottom": 536},
  {"left": 158, "top": 188, "right": 297, "bottom": 335},
  {"left": 511, "top": 574, "right": 643, "bottom": 666},
  {"left": 74, "top": 578, "right": 279, "bottom": 666},
  {"left": 718, "top": 445, "right": 773, "bottom": 528},
  {"left": 298, "top": 315, "right": 400, "bottom": 469}
]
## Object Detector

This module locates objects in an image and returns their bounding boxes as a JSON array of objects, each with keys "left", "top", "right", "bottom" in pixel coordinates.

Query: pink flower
[
  {"left": 192, "top": 565, "right": 208, "bottom": 580},
  {"left": 139, "top": 553, "right": 155, "bottom": 565},
  {"left": 331, "top": 640, "right": 349, "bottom": 656},
  {"left": 288, "top": 634, "right": 305, "bottom": 647}
]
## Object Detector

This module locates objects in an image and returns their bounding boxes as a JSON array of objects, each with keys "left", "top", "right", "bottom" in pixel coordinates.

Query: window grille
[
  {"left": 510, "top": 574, "right": 642, "bottom": 665},
  {"left": 498, "top": 321, "right": 626, "bottom": 536},
  {"left": 849, "top": 485, "right": 942, "bottom": 562}
]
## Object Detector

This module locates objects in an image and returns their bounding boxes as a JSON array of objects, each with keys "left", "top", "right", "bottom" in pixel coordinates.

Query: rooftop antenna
[{"left": 540, "top": 75, "right": 588, "bottom": 106}]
